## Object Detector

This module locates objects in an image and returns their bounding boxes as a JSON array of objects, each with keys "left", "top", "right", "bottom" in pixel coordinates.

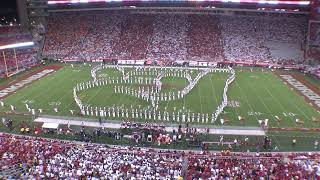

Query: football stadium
[{"left": 0, "top": 0, "right": 320, "bottom": 178}]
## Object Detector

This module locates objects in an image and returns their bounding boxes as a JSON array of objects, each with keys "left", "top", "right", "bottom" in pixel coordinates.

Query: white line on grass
[
  {"left": 196, "top": 71, "right": 204, "bottom": 114},
  {"left": 208, "top": 73, "right": 218, "bottom": 111},
  {"left": 265, "top": 74, "right": 308, "bottom": 126},
  {"left": 246, "top": 74, "right": 284, "bottom": 149},
  {"left": 7, "top": 68, "right": 68, "bottom": 110}
]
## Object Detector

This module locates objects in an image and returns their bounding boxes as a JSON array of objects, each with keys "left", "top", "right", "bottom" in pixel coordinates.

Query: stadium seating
[
  {"left": 43, "top": 12, "right": 306, "bottom": 64},
  {"left": 1, "top": 133, "right": 320, "bottom": 179},
  {"left": 0, "top": 26, "right": 24, "bottom": 38},
  {"left": 186, "top": 15, "right": 224, "bottom": 62},
  {"left": 187, "top": 152, "right": 320, "bottom": 179}
]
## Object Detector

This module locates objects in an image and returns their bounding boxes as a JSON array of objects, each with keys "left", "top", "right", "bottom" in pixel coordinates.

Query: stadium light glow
[
  {"left": 230, "top": 0, "right": 241, "bottom": 3},
  {"left": 0, "top": 42, "right": 34, "bottom": 50},
  {"left": 47, "top": 0, "right": 310, "bottom": 5}
]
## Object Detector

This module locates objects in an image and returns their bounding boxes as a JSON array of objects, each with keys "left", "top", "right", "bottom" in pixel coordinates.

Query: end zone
[{"left": 0, "top": 65, "right": 63, "bottom": 99}]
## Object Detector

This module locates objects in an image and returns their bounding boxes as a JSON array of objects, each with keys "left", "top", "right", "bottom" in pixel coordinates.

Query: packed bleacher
[
  {"left": 0, "top": 25, "right": 23, "bottom": 37},
  {"left": 1, "top": 133, "right": 320, "bottom": 179},
  {"left": 0, "top": 133, "right": 184, "bottom": 179},
  {"left": 187, "top": 152, "right": 320, "bottom": 179},
  {"left": 186, "top": 15, "right": 224, "bottom": 62},
  {"left": 43, "top": 12, "right": 307, "bottom": 65}
]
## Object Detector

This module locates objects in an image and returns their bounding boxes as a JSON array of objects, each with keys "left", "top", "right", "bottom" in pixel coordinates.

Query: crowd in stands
[
  {"left": 43, "top": 12, "right": 308, "bottom": 65},
  {"left": 186, "top": 15, "right": 224, "bottom": 62},
  {"left": 44, "top": 13, "right": 92, "bottom": 59},
  {"left": 121, "top": 121, "right": 165, "bottom": 132},
  {"left": 0, "top": 26, "right": 25, "bottom": 39},
  {"left": 305, "top": 64, "right": 320, "bottom": 78},
  {"left": 146, "top": 15, "right": 189, "bottom": 61},
  {"left": 1, "top": 133, "right": 320, "bottom": 179},
  {"left": 114, "top": 14, "right": 154, "bottom": 60},
  {"left": 80, "top": 13, "right": 123, "bottom": 61},
  {"left": 221, "top": 16, "right": 306, "bottom": 63},
  {"left": 0, "top": 133, "right": 183, "bottom": 179},
  {"left": 187, "top": 151, "right": 320, "bottom": 179}
]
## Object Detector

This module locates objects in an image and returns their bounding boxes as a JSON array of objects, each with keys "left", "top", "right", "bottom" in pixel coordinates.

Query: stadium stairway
[{"left": 181, "top": 157, "right": 189, "bottom": 179}]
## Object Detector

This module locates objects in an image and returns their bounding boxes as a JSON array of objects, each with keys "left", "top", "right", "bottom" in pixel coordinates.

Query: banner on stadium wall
[
  {"left": 208, "top": 62, "right": 217, "bottom": 67},
  {"left": 135, "top": 60, "right": 145, "bottom": 65},
  {"left": 198, "top": 61, "right": 208, "bottom": 67},
  {"left": 91, "top": 59, "right": 103, "bottom": 62},
  {"left": 189, "top": 61, "right": 198, "bottom": 67},
  {"left": 118, "top": 60, "right": 136, "bottom": 65},
  {"left": 63, "top": 59, "right": 79, "bottom": 62}
]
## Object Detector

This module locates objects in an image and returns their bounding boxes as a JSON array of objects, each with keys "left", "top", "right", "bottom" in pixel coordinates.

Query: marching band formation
[
  {"left": 0, "top": 64, "right": 234, "bottom": 124},
  {"left": 73, "top": 64, "right": 235, "bottom": 124}
]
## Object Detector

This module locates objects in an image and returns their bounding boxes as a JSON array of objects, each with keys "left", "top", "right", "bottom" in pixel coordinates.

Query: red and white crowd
[
  {"left": 187, "top": 152, "right": 320, "bottom": 179},
  {"left": 43, "top": 12, "right": 308, "bottom": 65},
  {"left": 0, "top": 133, "right": 183, "bottom": 179},
  {"left": 1, "top": 133, "right": 320, "bottom": 179}
]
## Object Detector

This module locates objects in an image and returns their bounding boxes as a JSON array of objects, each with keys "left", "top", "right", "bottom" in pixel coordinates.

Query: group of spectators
[
  {"left": 0, "top": 26, "right": 25, "bottom": 39},
  {"left": 221, "top": 16, "right": 306, "bottom": 63},
  {"left": 186, "top": 15, "right": 224, "bottom": 62},
  {"left": 43, "top": 11, "right": 308, "bottom": 65},
  {"left": 1, "top": 133, "right": 320, "bottom": 179},
  {"left": 188, "top": 151, "right": 320, "bottom": 179},
  {"left": 0, "top": 133, "right": 183, "bottom": 179},
  {"left": 121, "top": 121, "right": 165, "bottom": 132},
  {"left": 305, "top": 64, "right": 320, "bottom": 78}
]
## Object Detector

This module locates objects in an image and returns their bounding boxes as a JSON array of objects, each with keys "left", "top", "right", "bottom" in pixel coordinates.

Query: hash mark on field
[
  {"left": 197, "top": 73, "right": 203, "bottom": 114},
  {"left": 10, "top": 68, "right": 66, "bottom": 110},
  {"left": 246, "top": 76, "right": 283, "bottom": 148}
]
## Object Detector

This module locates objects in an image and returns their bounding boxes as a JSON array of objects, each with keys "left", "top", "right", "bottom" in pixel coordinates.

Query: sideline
[{"left": 34, "top": 116, "right": 266, "bottom": 136}]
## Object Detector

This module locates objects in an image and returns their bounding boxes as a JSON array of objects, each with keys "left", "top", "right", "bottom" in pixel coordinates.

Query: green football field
[
  {"left": 1, "top": 65, "right": 320, "bottom": 128},
  {"left": 1, "top": 64, "right": 319, "bottom": 128},
  {"left": 1, "top": 63, "right": 320, "bottom": 151}
]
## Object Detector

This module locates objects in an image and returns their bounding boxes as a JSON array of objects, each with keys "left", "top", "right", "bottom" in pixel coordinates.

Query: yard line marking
[
  {"left": 266, "top": 74, "right": 312, "bottom": 125},
  {"left": 63, "top": 67, "right": 96, "bottom": 114},
  {"left": 197, "top": 71, "right": 204, "bottom": 114},
  {"left": 208, "top": 73, "right": 218, "bottom": 111},
  {"left": 6, "top": 67, "right": 68, "bottom": 111},
  {"left": 163, "top": 76, "right": 176, "bottom": 119},
  {"left": 246, "top": 75, "right": 284, "bottom": 149}
]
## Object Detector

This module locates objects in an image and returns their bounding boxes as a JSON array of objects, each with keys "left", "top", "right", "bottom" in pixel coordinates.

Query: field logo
[
  {"left": 282, "top": 112, "right": 297, "bottom": 117},
  {"left": 98, "top": 74, "right": 109, "bottom": 78},
  {"left": 49, "top": 101, "right": 61, "bottom": 106},
  {"left": 227, "top": 100, "right": 240, "bottom": 108},
  {"left": 248, "top": 112, "right": 263, "bottom": 116},
  {"left": 280, "top": 75, "right": 320, "bottom": 108},
  {"left": 0, "top": 69, "right": 55, "bottom": 99},
  {"left": 22, "top": 100, "right": 35, "bottom": 104}
]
